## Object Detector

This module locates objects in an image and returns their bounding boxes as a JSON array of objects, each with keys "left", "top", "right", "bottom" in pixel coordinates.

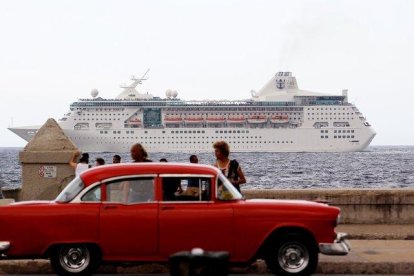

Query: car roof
[{"left": 79, "top": 163, "right": 220, "bottom": 186}]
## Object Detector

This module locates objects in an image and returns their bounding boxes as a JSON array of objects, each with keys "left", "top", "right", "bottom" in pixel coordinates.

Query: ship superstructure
[{"left": 9, "top": 72, "right": 376, "bottom": 152}]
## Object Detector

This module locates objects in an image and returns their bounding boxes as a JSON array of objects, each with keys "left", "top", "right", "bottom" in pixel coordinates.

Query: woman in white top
[{"left": 69, "top": 150, "right": 90, "bottom": 176}]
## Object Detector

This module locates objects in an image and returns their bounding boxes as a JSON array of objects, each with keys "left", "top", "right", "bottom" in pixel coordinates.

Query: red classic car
[{"left": 0, "top": 163, "right": 349, "bottom": 275}]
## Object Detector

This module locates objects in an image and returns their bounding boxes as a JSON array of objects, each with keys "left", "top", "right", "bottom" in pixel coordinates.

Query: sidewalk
[{"left": 1, "top": 225, "right": 414, "bottom": 274}]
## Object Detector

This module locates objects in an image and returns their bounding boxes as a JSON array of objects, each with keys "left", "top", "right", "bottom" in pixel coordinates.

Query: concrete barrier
[
  {"left": 1, "top": 188, "right": 20, "bottom": 201},
  {"left": 244, "top": 189, "right": 414, "bottom": 224},
  {"left": 18, "top": 118, "right": 77, "bottom": 201},
  {"left": 0, "top": 199, "right": 14, "bottom": 205},
  {"left": 3, "top": 188, "right": 414, "bottom": 224}
]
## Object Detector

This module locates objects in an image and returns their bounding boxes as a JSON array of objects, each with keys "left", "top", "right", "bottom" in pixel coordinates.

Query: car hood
[
  {"left": 242, "top": 198, "right": 340, "bottom": 216},
  {"left": 246, "top": 198, "right": 328, "bottom": 206}
]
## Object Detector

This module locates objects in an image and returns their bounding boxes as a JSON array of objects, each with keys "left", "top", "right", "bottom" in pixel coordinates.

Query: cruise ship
[{"left": 9, "top": 71, "right": 376, "bottom": 152}]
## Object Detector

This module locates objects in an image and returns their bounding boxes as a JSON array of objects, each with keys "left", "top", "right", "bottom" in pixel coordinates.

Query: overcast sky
[{"left": 1, "top": 0, "right": 413, "bottom": 147}]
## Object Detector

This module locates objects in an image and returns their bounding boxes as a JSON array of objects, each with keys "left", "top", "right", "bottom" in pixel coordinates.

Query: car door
[
  {"left": 158, "top": 175, "right": 234, "bottom": 258},
  {"left": 99, "top": 176, "right": 158, "bottom": 261}
]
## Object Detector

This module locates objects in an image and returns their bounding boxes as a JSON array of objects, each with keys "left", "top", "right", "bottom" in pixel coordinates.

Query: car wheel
[
  {"left": 265, "top": 234, "right": 318, "bottom": 276},
  {"left": 50, "top": 244, "right": 100, "bottom": 275}
]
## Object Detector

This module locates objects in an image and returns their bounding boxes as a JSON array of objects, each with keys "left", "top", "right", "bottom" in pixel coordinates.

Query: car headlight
[{"left": 335, "top": 213, "right": 341, "bottom": 227}]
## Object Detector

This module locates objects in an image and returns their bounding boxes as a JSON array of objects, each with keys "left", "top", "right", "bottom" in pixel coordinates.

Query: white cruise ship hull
[
  {"left": 9, "top": 125, "right": 376, "bottom": 153},
  {"left": 8, "top": 71, "right": 376, "bottom": 153}
]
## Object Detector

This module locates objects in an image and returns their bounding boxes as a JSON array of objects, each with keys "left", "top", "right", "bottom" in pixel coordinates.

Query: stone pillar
[{"left": 19, "top": 118, "right": 78, "bottom": 201}]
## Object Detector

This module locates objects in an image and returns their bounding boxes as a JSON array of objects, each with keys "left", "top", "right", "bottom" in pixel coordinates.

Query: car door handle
[
  {"left": 161, "top": 206, "right": 175, "bottom": 210},
  {"left": 103, "top": 205, "right": 118, "bottom": 210}
]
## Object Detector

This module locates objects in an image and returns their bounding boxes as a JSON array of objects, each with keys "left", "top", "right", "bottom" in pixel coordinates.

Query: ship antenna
[
  {"left": 120, "top": 68, "right": 150, "bottom": 89},
  {"left": 132, "top": 68, "right": 150, "bottom": 83}
]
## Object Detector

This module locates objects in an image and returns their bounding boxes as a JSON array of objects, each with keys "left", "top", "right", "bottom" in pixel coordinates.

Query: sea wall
[
  {"left": 2, "top": 188, "right": 414, "bottom": 224},
  {"left": 244, "top": 189, "right": 414, "bottom": 224}
]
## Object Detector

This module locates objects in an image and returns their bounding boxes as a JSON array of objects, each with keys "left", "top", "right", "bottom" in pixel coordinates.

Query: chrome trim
[
  {"left": 319, "top": 232, "right": 351, "bottom": 256},
  {"left": 0, "top": 241, "right": 10, "bottom": 252},
  {"left": 159, "top": 174, "right": 214, "bottom": 178},
  {"left": 102, "top": 174, "right": 157, "bottom": 183},
  {"left": 161, "top": 201, "right": 214, "bottom": 204}
]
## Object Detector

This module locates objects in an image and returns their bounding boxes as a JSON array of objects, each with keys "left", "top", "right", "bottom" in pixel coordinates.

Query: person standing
[
  {"left": 189, "top": 154, "right": 198, "bottom": 164},
  {"left": 213, "top": 141, "right": 246, "bottom": 192},
  {"left": 185, "top": 154, "right": 199, "bottom": 194},
  {"left": 130, "top": 143, "right": 152, "bottom": 162},
  {"left": 126, "top": 143, "right": 152, "bottom": 202},
  {"left": 95, "top": 158, "right": 105, "bottom": 166},
  {"left": 69, "top": 150, "right": 90, "bottom": 176},
  {"left": 112, "top": 154, "right": 121, "bottom": 164}
]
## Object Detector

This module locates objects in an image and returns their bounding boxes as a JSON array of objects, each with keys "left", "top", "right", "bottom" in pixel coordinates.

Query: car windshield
[
  {"left": 217, "top": 173, "right": 243, "bottom": 200},
  {"left": 55, "top": 176, "right": 85, "bottom": 203}
]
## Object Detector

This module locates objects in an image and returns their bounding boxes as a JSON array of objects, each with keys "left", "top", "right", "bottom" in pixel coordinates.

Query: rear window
[
  {"left": 105, "top": 177, "right": 155, "bottom": 204},
  {"left": 162, "top": 176, "right": 212, "bottom": 202}
]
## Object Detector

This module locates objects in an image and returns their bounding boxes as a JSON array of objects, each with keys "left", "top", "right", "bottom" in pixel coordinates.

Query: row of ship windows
[
  {"left": 170, "top": 130, "right": 206, "bottom": 134},
  {"left": 310, "top": 118, "right": 353, "bottom": 121},
  {"left": 104, "top": 130, "right": 252, "bottom": 135},
  {"left": 165, "top": 113, "right": 302, "bottom": 116},
  {"left": 321, "top": 130, "right": 355, "bottom": 133},
  {"left": 76, "top": 112, "right": 305, "bottom": 117},
  {"left": 321, "top": 136, "right": 355, "bottom": 139},
  {"left": 74, "top": 138, "right": 294, "bottom": 144},
  {"left": 81, "top": 113, "right": 126, "bottom": 116},
  {"left": 75, "top": 118, "right": 122, "bottom": 121},
  {"left": 309, "top": 107, "right": 349, "bottom": 111},
  {"left": 308, "top": 113, "right": 353, "bottom": 115},
  {"left": 75, "top": 117, "right": 305, "bottom": 122},
  {"left": 75, "top": 108, "right": 124, "bottom": 112},
  {"left": 96, "top": 135, "right": 263, "bottom": 140},
  {"left": 168, "top": 107, "right": 303, "bottom": 112}
]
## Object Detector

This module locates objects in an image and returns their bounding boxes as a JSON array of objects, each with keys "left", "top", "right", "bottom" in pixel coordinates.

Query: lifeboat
[
  {"left": 227, "top": 116, "right": 245, "bottom": 123},
  {"left": 96, "top": 123, "right": 112, "bottom": 129},
  {"left": 270, "top": 115, "right": 289, "bottom": 124},
  {"left": 184, "top": 117, "right": 204, "bottom": 123},
  {"left": 129, "top": 118, "right": 142, "bottom": 125},
  {"left": 206, "top": 117, "right": 225, "bottom": 123},
  {"left": 74, "top": 123, "right": 89, "bottom": 130},
  {"left": 247, "top": 116, "right": 267, "bottom": 124},
  {"left": 164, "top": 117, "right": 183, "bottom": 122}
]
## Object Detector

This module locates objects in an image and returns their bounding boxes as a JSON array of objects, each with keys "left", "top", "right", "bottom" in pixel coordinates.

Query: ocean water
[{"left": 1, "top": 146, "right": 413, "bottom": 190}]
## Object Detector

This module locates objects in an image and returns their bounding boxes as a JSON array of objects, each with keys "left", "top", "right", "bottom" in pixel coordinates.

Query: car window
[
  {"left": 105, "top": 177, "right": 155, "bottom": 204},
  {"left": 81, "top": 185, "right": 101, "bottom": 202},
  {"left": 217, "top": 174, "right": 243, "bottom": 200},
  {"left": 162, "top": 177, "right": 211, "bottom": 202},
  {"left": 55, "top": 176, "right": 85, "bottom": 203}
]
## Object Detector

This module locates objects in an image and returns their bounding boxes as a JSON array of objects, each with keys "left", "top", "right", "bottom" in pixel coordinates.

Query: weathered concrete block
[
  {"left": 0, "top": 199, "right": 14, "bottom": 205},
  {"left": 1, "top": 188, "right": 20, "bottom": 201},
  {"left": 244, "top": 189, "right": 414, "bottom": 224},
  {"left": 19, "top": 118, "right": 77, "bottom": 201}
]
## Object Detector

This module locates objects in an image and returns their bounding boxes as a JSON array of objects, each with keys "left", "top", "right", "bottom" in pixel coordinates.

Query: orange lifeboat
[
  {"left": 129, "top": 118, "right": 142, "bottom": 125},
  {"left": 164, "top": 117, "right": 183, "bottom": 122},
  {"left": 206, "top": 117, "right": 225, "bottom": 123},
  {"left": 247, "top": 115, "right": 267, "bottom": 124},
  {"left": 227, "top": 116, "right": 245, "bottom": 123},
  {"left": 184, "top": 117, "right": 204, "bottom": 123},
  {"left": 270, "top": 115, "right": 289, "bottom": 124}
]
